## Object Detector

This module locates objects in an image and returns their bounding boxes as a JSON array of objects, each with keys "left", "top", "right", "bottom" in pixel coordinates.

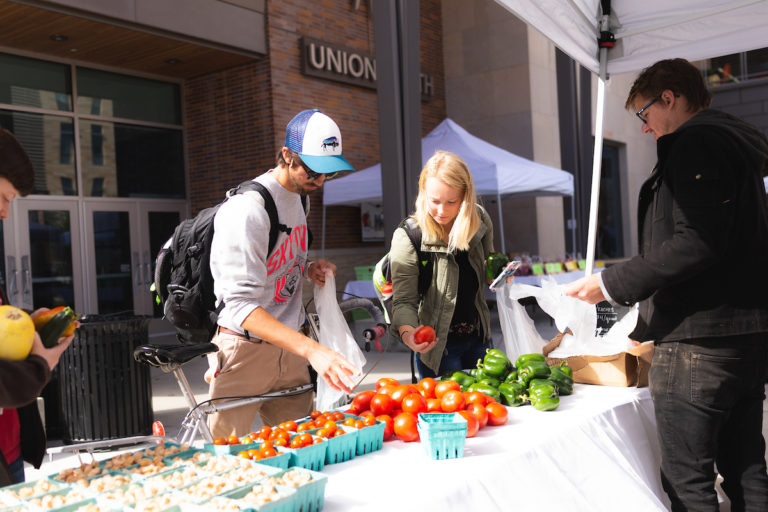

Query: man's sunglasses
[{"left": 304, "top": 166, "right": 339, "bottom": 181}]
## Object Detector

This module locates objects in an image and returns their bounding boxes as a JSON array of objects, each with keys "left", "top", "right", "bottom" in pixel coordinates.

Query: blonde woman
[{"left": 390, "top": 150, "right": 495, "bottom": 378}]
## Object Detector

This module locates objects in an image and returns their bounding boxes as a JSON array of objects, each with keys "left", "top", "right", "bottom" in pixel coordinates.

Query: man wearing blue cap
[{"left": 206, "top": 110, "right": 359, "bottom": 436}]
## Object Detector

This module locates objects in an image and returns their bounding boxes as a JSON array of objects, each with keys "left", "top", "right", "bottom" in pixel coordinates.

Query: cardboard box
[{"left": 543, "top": 331, "right": 653, "bottom": 387}]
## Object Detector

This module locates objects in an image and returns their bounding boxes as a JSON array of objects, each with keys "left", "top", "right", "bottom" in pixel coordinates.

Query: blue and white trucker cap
[{"left": 285, "top": 109, "right": 355, "bottom": 174}]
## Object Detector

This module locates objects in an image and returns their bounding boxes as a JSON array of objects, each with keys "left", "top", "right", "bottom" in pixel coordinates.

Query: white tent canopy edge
[
  {"left": 322, "top": 118, "right": 574, "bottom": 255},
  {"left": 494, "top": 0, "right": 768, "bottom": 273}
]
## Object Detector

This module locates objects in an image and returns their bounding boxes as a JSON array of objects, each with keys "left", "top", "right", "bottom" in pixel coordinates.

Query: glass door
[
  {"left": 5, "top": 200, "right": 83, "bottom": 312},
  {"left": 138, "top": 203, "right": 185, "bottom": 317},
  {"left": 82, "top": 201, "right": 185, "bottom": 316}
]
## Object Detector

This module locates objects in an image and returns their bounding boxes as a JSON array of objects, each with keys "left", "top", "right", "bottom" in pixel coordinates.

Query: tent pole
[
  {"left": 585, "top": 41, "right": 609, "bottom": 276},
  {"left": 570, "top": 195, "right": 577, "bottom": 257},
  {"left": 321, "top": 204, "right": 326, "bottom": 259},
  {"left": 496, "top": 192, "right": 505, "bottom": 254}
]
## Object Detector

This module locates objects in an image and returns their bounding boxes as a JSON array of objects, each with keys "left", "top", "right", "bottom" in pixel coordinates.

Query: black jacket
[
  {"left": 602, "top": 109, "right": 768, "bottom": 342},
  {"left": 0, "top": 285, "right": 49, "bottom": 487}
]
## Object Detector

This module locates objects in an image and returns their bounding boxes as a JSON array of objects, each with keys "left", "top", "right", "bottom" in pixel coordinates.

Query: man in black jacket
[{"left": 564, "top": 58, "right": 768, "bottom": 510}]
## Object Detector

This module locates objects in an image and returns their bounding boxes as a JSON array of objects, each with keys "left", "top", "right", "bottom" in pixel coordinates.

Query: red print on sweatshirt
[{"left": 266, "top": 225, "right": 307, "bottom": 303}]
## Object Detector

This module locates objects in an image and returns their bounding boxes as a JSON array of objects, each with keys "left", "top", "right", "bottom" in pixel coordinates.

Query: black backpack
[
  {"left": 153, "top": 180, "right": 307, "bottom": 344},
  {"left": 372, "top": 217, "right": 433, "bottom": 303}
]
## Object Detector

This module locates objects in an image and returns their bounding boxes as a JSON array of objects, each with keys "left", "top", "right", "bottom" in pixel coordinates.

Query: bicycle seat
[{"left": 133, "top": 343, "right": 218, "bottom": 368}]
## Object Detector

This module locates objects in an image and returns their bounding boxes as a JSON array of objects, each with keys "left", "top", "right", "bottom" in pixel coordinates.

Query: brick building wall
[
  {"left": 184, "top": 58, "right": 275, "bottom": 213},
  {"left": 184, "top": 0, "right": 446, "bottom": 250}
]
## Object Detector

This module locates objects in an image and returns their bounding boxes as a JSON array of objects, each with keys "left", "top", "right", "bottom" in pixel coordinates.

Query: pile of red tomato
[
  {"left": 346, "top": 376, "right": 509, "bottom": 443},
  {"left": 211, "top": 409, "right": 383, "bottom": 462}
]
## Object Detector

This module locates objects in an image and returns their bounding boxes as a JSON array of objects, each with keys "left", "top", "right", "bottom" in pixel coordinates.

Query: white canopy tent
[
  {"left": 322, "top": 118, "right": 574, "bottom": 254},
  {"left": 494, "top": 0, "right": 768, "bottom": 272}
]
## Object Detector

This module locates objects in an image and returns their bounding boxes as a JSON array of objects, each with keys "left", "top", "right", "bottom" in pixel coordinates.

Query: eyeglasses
[
  {"left": 635, "top": 97, "right": 660, "bottom": 124},
  {"left": 303, "top": 166, "right": 338, "bottom": 181}
]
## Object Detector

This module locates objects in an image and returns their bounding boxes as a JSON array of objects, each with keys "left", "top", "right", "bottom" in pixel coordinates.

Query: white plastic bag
[
  {"left": 314, "top": 270, "right": 366, "bottom": 411},
  {"left": 497, "top": 275, "right": 635, "bottom": 360},
  {"left": 497, "top": 283, "right": 548, "bottom": 363}
]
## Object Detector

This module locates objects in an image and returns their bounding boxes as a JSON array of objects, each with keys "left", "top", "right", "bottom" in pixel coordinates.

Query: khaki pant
[{"left": 206, "top": 332, "right": 313, "bottom": 438}]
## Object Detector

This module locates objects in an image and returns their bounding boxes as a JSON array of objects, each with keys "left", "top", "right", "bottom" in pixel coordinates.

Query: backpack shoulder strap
[
  {"left": 399, "top": 217, "right": 422, "bottom": 256},
  {"left": 399, "top": 217, "right": 432, "bottom": 296},
  {"left": 231, "top": 180, "right": 285, "bottom": 256},
  {"left": 231, "top": 180, "right": 309, "bottom": 256}
]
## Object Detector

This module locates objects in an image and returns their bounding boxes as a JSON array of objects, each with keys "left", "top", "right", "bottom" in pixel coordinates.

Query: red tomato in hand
[
  {"left": 376, "top": 414, "right": 394, "bottom": 441},
  {"left": 413, "top": 325, "right": 436, "bottom": 344},
  {"left": 393, "top": 412, "right": 420, "bottom": 442},
  {"left": 401, "top": 392, "right": 427, "bottom": 414},
  {"left": 369, "top": 393, "right": 395, "bottom": 416},
  {"left": 465, "top": 402, "right": 489, "bottom": 429},
  {"left": 486, "top": 402, "right": 509, "bottom": 426},
  {"left": 458, "top": 410, "right": 480, "bottom": 438}
]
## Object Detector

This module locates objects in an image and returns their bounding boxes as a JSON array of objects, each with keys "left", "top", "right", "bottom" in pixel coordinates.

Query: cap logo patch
[{"left": 321, "top": 136, "right": 339, "bottom": 151}]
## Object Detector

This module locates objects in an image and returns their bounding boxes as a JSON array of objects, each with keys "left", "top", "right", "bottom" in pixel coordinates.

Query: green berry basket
[{"left": 416, "top": 413, "right": 467, "bottom": 460}]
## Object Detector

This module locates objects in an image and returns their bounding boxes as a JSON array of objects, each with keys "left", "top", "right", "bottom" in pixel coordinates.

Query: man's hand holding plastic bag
[
  {"left": 314, "top": 269, "right": 366, "bottom": 411},
  {"left": 561, "top": 274, "right": 606, "bottom": 304}
]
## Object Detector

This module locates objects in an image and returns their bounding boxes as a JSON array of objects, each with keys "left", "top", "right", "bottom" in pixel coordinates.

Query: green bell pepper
[
  {"left": 514, "top": 352, "right": 547, "bottom": 370},
  {"left": 467, "top": 382, "right": 501, "bottom": 402},
  {"left": 449, "top": 370, "right": 476, "bottom": 391},
  {"left": 527, "top": 382, "right": 560, "bottom": 411},
  {"left": 549, "top": 365, "right": 574, "bottom": 395},
  {"left": 439, "top": 370, "right": 454, "bottom": 381},
  {"left": 517, "top": 360, "right": 551, "bottom": 386},
  {"left": 552, "top": 361, "right": 573, "bottom": 378},
  {"left": 504, "top": 370, "right": 518, "bottom": 383},
  {"left": 487, "top": 252, "right": 509, "bottom": 282},
  {"left": 528, "top": 378, "right": 559, "bottom": 393},
  {"left": 482, "top": 349, "right": 512, "bottom": 379},
  {"left": 477, "top": 376, "right": 501, "bottom": 388},
  {"left": 498, "top": 381, "right": 527, "bottom": 407}
]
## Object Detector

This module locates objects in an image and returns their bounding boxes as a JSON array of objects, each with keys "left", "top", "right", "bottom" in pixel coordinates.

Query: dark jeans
[
  {"left": 649, "top": 334, "right": 768, "bottom": 511},
  {"left": 8, "top": 455, "right": 25, "bottom": 484},
  {"left": 415, "top": 334, "right": 491, "bottom": 379}
]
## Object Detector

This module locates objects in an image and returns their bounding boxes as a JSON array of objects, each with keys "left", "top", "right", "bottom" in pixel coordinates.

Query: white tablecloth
[{"left": 322, "top": 385, "right": 668, "bottom": 511}]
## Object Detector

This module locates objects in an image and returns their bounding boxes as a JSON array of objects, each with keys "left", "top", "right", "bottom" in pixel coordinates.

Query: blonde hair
[{"left": 414, "top": 150, "right": 480, "bottom": 252}]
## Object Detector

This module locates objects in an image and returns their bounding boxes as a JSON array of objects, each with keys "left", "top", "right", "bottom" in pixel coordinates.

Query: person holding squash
[{"left": 0, "top": 128, "right": 76, "bottom": 487}]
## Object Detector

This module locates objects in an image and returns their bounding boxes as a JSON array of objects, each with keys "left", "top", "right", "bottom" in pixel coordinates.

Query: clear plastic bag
[
  {"left": 497, "top": 276, "right": 637, "bottom": 360},
  {"left": 313, "top": 270, "right": 366, "bottom": 411},
  {"left": 497, "top": 283, "right": 548, "bottom": 363}
]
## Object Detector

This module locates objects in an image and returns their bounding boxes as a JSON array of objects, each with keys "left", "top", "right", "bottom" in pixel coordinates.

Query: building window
[
  {"left": 0, "top": 51, "right": 185, "bottom": 198},
  {"left": 91, "top": 124, "right": 103, "bottom": 166},
  {"left": 702, "top": 47, "right": 768, "bottom": 86},
  {"left": 60, "top": 177, "right": 74, "bottom": 195},
  {"left": 60, "top": 122, "right": 73, "bottom": 164},
  {"left": 91, "top": 177, "right": 104, "bottom": 197}
]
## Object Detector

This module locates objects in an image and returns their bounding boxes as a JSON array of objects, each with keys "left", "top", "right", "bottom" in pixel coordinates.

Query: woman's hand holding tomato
[{"left": 400, "top": 325, "right": 438, "bottom": 353}]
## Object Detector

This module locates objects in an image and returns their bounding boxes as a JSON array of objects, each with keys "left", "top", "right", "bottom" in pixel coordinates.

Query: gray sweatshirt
[{"left": 211, "top": 171, "right": 310, "bottom": 334}]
